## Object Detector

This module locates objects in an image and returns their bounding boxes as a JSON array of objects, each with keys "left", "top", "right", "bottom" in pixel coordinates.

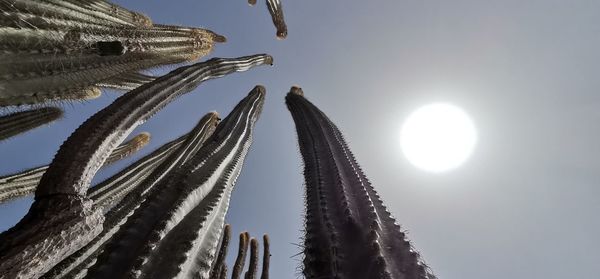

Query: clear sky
[{"left": 2, "top": 1, "right": 600, "bottom": 278}]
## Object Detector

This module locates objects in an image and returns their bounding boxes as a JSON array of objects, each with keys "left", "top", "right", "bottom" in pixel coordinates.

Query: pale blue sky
[{"left": 2, "top": 1, "right": 600, "bottom": 278}]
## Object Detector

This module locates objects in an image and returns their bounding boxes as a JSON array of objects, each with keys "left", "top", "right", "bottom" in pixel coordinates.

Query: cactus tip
[
  {"left": 290, "top": 86, "right": 304, "bottom": 96},
  {"left": 276, "top": 30, "right": 288, "bottom": 40}
]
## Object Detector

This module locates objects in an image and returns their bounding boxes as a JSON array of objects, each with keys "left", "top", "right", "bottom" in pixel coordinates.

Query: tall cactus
[
  {"left": 43, "top": 112, "right": 219, "bottom": 279},
  {"left": 86, "top": 86, "right": 265, "bottom": 278},
  {"left": 0, "top": 54, "right": 271, "bottom": 279},
  {"left": 286, "top": 86, "right": 436, "bottom": 279},
  {"left": 0, "top": 132, "right": 150, "bottom": 204},
  {"left": 1, "top": 0, "right": 226, "bottom": 107},
  {"left": 0, "top": 106, "right": 63, "bottom": 141}
]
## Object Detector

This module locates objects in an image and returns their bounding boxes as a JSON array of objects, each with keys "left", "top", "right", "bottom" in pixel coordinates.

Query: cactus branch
[
  {"left": 0, "top": 106, "right": 63, "bottom": 141},
  {"left": 97, "top": 72, "right": 156, "bottom": 91},
  {"left": 232, "top": 232, "right": 250, "bottom": 279},
  {"left": 260, "top": 235, "right": 270, "bottom": 279},
  {"left": 244, "top": 238, "right": 259, "bottom": 279},
  {"left": 210, "top": 224, "right": 232, "bottom": 279},
  {"left": 266, "top": 0, "right": 287, "bottom": 39}
]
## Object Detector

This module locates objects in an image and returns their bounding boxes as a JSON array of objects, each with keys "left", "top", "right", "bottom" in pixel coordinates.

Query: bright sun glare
[{"left": 400, "top": 103, "right": 477, "bottom": 173}]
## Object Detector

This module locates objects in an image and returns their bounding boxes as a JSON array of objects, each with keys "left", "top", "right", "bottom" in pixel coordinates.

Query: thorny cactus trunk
[
  {"left": 286, "top": 86, "right": 436, "bottom": 279},
  {"left": 0, "top": 0, "right": 225, "bottom": 107},
  {"left": 0, "top": 54, "right": 271, "bottom": 279},
  {"left": 0, "top": 132, "right": 150, "bottom": 204},
  {"left": 86, "top": 86, "right": 265, "bottom": 278},
  {"left": 0, "top": 106, "right": 63, "bottom": 141}
]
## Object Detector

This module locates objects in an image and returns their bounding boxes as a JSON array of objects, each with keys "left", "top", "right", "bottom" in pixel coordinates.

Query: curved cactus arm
[
  {"left": 244, "top": 238, "right": 259, "bottom": 279},
  {"left": 210, "top": 224, "right": 231, "bottom": 279},
  {"left": 232, "top": 232, "right": 250, "bottom": 279},
  {"left": 265, "top": 0, "right": 287, "bottom": 39},
  {"left": 103, "top": 132, "right": 150, "bottom": 165},
  {"left": 260, "top": 235, "right": 270, "bottom": 279},
  {"left": 0, "top": 106, "right": 63, "bottom": 141},
  {"left": 0, "top": 132, "right": 149, "bottom": 204},
  {"left": 97, "top": 72, "right": 156, "bottom": 91},
  {"left": 0, "top": 55, "right": 271, "bottom": 279},
  {"left": 42, "top": 113, "right": 219, "bottom": 279},
  {"left": 286, "top": 86, "right": 436, "bottom": 279},
  {"left": 85, "top": 87, "right": 265, "bottom": 279}
]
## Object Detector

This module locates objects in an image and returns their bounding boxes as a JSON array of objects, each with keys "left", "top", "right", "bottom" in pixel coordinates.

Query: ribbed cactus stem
[
  {"left": 0, "top": 106, "right": 63, "bottom": 141},
  {"left": 86, "top": 86, "right": 265, "bottom": 279},
  {"left": 42, "top": 113, "right": 219, "bottom": 279},
  {"left": 286, "top": 87, "right": 436, "bottom": 279},
  {"left": 266, "top": 0, "right": 287, "bottom": 39},
  {"left": 97, "top": 72, "right": 156, "bottom": 91},
  {"left": 244, "top": 238, "right": 259, "bottom": 279},
  {"left": 210, "top": 224, "right": 232, "bottom": 279},
  {"left": 103, "top": 132, "right": 150, "bottom": 165},
  {"left": 260, "top": 235, "right": 270, "bottom": 279},
  {"left": 232, "top": 232, "right": 250, "bottom": 279},
  {"left": 0, "top": 132, "right": 150, "bottom": 204},
  {"left": 0, "top": 55, "right": 271, "bottom": 279}
]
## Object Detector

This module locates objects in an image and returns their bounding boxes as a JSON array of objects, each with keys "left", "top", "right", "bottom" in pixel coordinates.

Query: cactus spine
[
  {"left": 266, "top": 0, "right": 287, "bottom": 39},
  {"left": 286, "top": 86, "right": 436, "bottom": 279},
  {"left": 0, "top": 106, "right": 63, "bottom": 141},
  {"left": 0, "top": 54, "right": 271, "bottom": 278},
  {"left": 86, "top": 86, "right": 265, "bottom": 278},
  {"left": 0, "top": 132, "right": 150, "bottom": 204}
]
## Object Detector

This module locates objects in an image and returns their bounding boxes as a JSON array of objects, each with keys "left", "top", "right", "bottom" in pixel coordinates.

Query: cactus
[
  {"left": 244, "top": 238, "right": 259, "bottom": 279},
  {"left": 86, "top": 86, "right": 265, "bottom": 278},
  {"left": 210, "top": 224, "right": 232, "bottom": 279},
  {"left": 42, "top": 112, "right": 219, "bottom": 279},
  {"left": 97, "top": 72, "right": 156, "bottom": 91},
  {"left": 248, "top": 0, "right": 258, "bottom": 6},
  {"left": 0, "top": 132, "right": 150, "bottom": 204},
  {"left": 286, "top": 86, "right": 436, "bottom": 279},
  {"left": 266, "top": 0, "right": 287, "bottom": 39},
  {"left": 0, "top": 54, "right": 271, "bottom": 278},
  {"left": 261, "top": 234, "right": 270, "bottom": 279},
  {"left": 103, "top": 131, "right": 150, "bottom": 165},
  {"left": 0, "top": 106, "right": 63, "bottom": 141},
  {"left": 1, "top": 0, "right": 226, "bottom": 107},
  {"left": 233, "top": 231, "right": 251, "bottom": 279}
]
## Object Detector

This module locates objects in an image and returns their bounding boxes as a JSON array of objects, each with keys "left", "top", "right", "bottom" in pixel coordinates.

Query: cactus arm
[
  {"left": 85, "top": 87, "right": 265, "bottom": 279},
  {"left": 260, "top": 235, "right": 270, "bottom": 279},
  {"left": 0, "top": 107, "right": 63, "bottom": 141},
  {"left": 103, "top": 132, "right": 150, "bottom": 165},
  {"left": 244, "top": 238, "right": 259, "bottom": 279},
  {"left": 232, "top": 232, "right": 250, "bottom": 279},
  {"left": 286, "top": 87, "right": 436, "bottom": 279},
  {"left": 0, "top": 132, "right": 149, "bottom": 204},
  {"left": 265, "top": 0, "right": 287, "bottom": 39},
  {"left": 210, "top": 224, "right": 231, "bottom": 279},
  {"left": 97, "top": 72, "right": 156, "bottom": 91}
]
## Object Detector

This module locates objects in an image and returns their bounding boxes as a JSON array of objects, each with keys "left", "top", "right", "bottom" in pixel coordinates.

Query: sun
[{"left": 400, "top": 103, "right": 477, "bottom": 173}]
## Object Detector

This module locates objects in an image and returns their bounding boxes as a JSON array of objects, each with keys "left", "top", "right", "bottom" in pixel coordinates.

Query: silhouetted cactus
[
  {"left": 233, "top": 232, "right": 250, "bottom": 279},
  {"left": 86, "top": 86, "right": 265, "bottom": 278},
  {"left": 261, "top": 234, "right": 270, "bottom": 279},
  {"left": 286, "top": 86, "right": 436, "bottom": 279},
  {"left": 245, "top": 238, "right": 259, "bottom": 279},
  {"left": 210, "top": 224, "right": 232, "bottom": 279},
  {"left": 0, "top": 55, "right": 271, "bottom": 278},
  {"left": 0, "top": 0, "right": 226, "bottom": 106},
  {"left": 97, "top": 72, "right": 156, "bottom": 91},
  {"left": 0, "top": 107, "right": 63, "bottom": 141},
  {"left": 266, "top": 0, "right": 287, "bottom": 39},
  {"left": 0, "top": 132, "right": 150, "bottom": 204}
]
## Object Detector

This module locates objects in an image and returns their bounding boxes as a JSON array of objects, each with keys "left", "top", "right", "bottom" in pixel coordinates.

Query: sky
[{"left": 1, "top": 1, "right": 600, "bottom": 278}]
